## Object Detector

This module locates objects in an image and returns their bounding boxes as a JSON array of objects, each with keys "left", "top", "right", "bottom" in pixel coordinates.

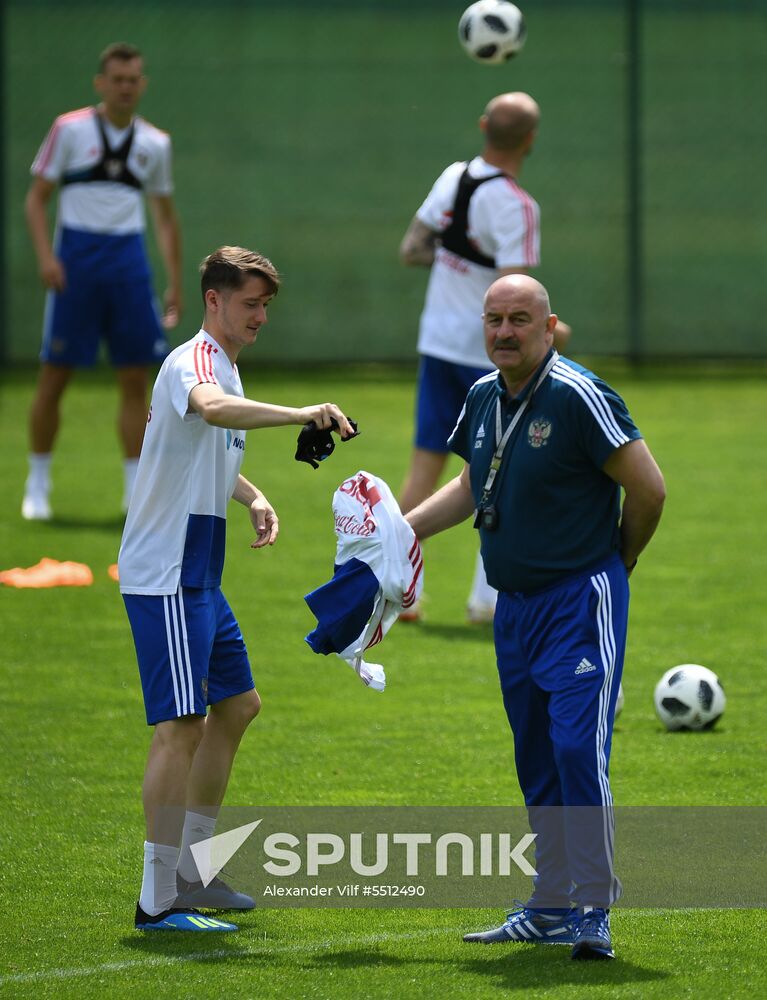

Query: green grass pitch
[{"left": 0, "top": 363, "right": 765, "bottom": 998}]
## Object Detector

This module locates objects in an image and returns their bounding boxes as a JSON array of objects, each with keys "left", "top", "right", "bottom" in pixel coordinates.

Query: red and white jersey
[
  {"left": 332, "top": 472, "right": 423, "bottom": 613},
  {"left": 304, "top": 472, "right": 424, "bottom": 692},
  {"left": 416, "top": 156, "right": 540, "bottom": 368},
  {"left": 31, "top": 106, "right": 173, "bottom": 234},
  {"left": 118, "top": 330, "right": 245, "bottom": 596}
]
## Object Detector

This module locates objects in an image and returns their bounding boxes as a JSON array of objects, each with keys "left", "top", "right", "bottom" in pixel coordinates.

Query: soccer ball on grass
[
  {"left": 653, "top": 664, "right": 726, "bottom": 731},
  {"left": 458, "top": 1, "right": 527, "bottom": 64}
]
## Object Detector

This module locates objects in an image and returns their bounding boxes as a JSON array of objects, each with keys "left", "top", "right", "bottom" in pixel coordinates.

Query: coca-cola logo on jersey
[
  {"left": 333, "top": 513, "right": 376, "bottom": 537},
  {"left": 335, "top": 475, "right": 382, "bottom": 536}
]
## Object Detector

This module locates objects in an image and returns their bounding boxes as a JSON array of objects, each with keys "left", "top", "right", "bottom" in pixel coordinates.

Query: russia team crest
[{"left": 528, "top": 418, "right": 552, "bottom": 448}]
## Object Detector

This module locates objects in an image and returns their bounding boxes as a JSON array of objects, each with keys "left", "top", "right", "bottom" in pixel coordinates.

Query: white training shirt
[
  {"left": 416, "top": 156, "right": 541, "bottom": 368},
  {"left": 304, "top": 471, "right": 424, "bottom": 692},
  {"left": 31, "top": 106, "right": 173, "bottom": 234},
  {"left": 331, "top": 471, "right": 424, "bottom": 615},
  {"left": 118, "top": 331, "right": 245, "bottom": 595}
]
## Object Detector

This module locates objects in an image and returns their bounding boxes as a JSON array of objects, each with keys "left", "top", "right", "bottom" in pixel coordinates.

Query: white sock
[
  {"left": 123, "top": 458, "right": 140, "bottom": 507},
  {"left": 468, "top": 551, "right": 498, "bottom": 609},
  {"left": 25, "top": 453, "right": 52, "bottom": 497},
  {"left": 177, "top": 810, "right": 218, "bottom": 882},
  {"left": 139, "top": 840, "right": 180, "bottom": 916}
]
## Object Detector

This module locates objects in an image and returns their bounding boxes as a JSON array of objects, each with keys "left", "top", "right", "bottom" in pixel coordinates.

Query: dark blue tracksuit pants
[{"left": 494, "top": 555, "right": 629, "bottom": 909}]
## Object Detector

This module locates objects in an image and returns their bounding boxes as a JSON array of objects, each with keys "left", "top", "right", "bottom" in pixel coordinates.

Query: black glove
[{"left": 295, "top": 418, "right": 359, "bottom": 469}]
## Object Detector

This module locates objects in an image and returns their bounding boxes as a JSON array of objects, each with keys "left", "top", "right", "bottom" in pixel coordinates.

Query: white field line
[{"left": 0, "top": 925, "right": 465, "bottom": 986}]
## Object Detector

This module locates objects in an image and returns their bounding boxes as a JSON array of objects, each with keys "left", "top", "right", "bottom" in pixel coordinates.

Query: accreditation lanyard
[{"left": 478, "top": 351, "right": 559, "bottom": 506}]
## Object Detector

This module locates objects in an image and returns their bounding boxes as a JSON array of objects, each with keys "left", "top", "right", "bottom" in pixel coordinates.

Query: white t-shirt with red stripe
[
  {"left": 415, "top": 156, "right": 540, "bottom": 368},
  {"left": 118, "top": 330, "right": 245, "bottom": 595},
  {"left": 305, "top": 471, "right": 424, "bottom": 692},
  {"left": 31, "top": 106, "right": 173, "bottom": 235}
]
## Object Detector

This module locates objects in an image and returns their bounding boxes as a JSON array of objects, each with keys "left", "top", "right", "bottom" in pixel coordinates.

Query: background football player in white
[
  {"left": 398, "top": 92, "right": 570, "bottom": 622},
  {"left": 23, "top": 42, "right": 182, "bottom": 520}
]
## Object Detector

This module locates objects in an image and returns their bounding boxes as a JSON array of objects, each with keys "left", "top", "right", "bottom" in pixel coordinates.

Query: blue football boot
[
  {"left": 463, "top": 903, "right": 577, "bottom": 944},
  {"left": 571, "top": 907, "right": 615, "bottom": 960},
  {"left": 135, "top": 902, "right": 238, "bottom": 932}
]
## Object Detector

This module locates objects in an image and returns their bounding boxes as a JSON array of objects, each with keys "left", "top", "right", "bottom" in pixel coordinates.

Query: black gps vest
[
  {"left": 440, "top": 163, "right": 505, "bottom": 269},
  {"left": 60, "top": 111, "right": 143, "bottom": 190}
]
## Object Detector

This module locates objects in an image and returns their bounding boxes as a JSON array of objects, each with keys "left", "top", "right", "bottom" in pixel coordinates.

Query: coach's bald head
[
  {"left": 485, "top": 273, "right": 551, "bottom": 314},
  {"left": 483, "top": 274, "right": 557, "bottom": 391}
]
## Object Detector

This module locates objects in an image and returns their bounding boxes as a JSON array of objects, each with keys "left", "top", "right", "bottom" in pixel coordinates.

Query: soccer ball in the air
[
  {"left": 653, "top": 664, "right": 726, "bottom": 731},
  {"left": 458, "top": 0, "right": 527, "bottom": 64}
]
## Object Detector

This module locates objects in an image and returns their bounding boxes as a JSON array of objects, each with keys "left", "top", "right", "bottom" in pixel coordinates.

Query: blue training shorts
[
  {"left": 415, "top": 354, "right": 493, "bottom": 453},
  {"left": 41, "top": 228, "right": 168, "bottom": 368},
  {"left": 123, "top": 586, "right": 255, "bottom": 726}
]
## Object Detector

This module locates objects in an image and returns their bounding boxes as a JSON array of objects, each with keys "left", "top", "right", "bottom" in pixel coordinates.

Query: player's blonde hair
[
  {"left": 98, "top": 42, "right": 142, "bottom": 73},
  {"left": 199, "top": 246, "right": 281, "bottom": 303}
]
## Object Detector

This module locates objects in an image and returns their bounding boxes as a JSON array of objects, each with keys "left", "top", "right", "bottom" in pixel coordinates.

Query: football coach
[{"left": 405, "top": 274, "right": 665, "bottom": 960}]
